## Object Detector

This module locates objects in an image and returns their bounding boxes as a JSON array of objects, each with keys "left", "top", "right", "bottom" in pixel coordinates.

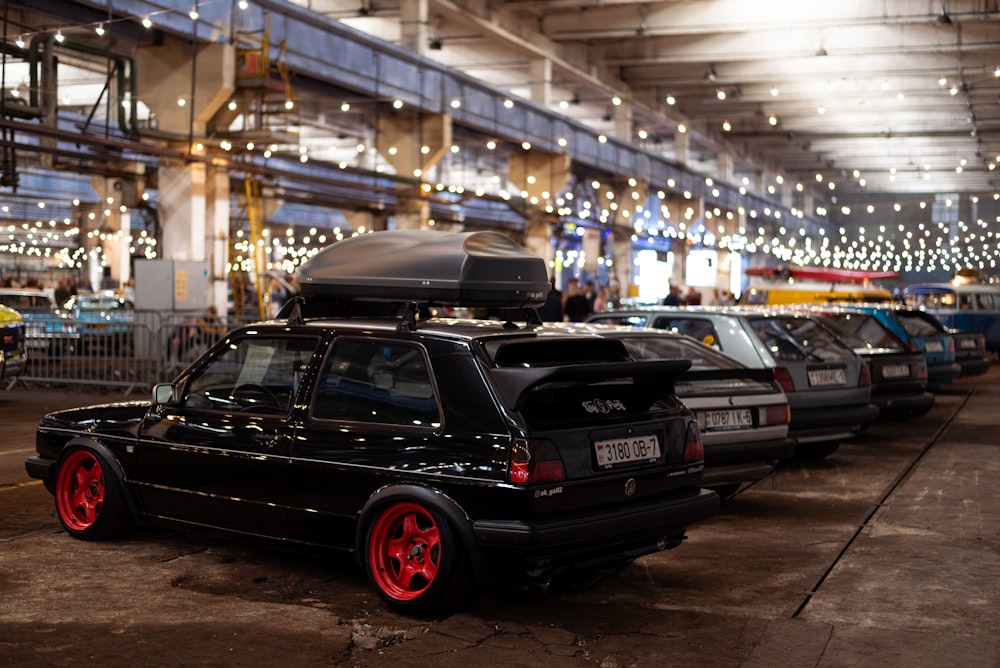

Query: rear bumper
[
  {"left": 789, "top": 403, "right": 880, "bottom": 443},
  {"left": 956, "top": 358, "right": 991, "bottom": 377},
  {"left": 927, "top": 363, "right": 962, "bottom": 389},
  {"left": 25, "top": 455, "right": 56, "bottom": 483},
  {"left": 873, "top": 391, "right": 935, "bottom": 419},
  {"left": 472, "top": 488, "right": 719, "bottom": 566}
]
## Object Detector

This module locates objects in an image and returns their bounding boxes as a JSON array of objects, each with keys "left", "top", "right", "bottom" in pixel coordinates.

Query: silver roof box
[{"left": 296, "top": 230, "right": 549, "bottom": 308}]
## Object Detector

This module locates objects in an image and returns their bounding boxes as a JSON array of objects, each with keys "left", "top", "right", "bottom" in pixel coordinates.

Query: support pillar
[
  {"left": 399, "top": 0, "right": 430, "bottom": 54},
  {"left": 158, "top": 158, "right": 230, "bottom": 312},
  {"left": 377, "top": 111, "right": 451, "bottom": 230},
  {"left": 136, "top": 38, "right": 235, "bottom": 138},
  {"left": 523, "top": 214, "right": 554, "bottom": 277},
  {"left": 614, "top": 101, "right": 633, "bottom": 142},
  {"left": 674, "top": 129, "right": 691, "bottom": 166},
  {"left": 529, "top": 58, "right": 552, "bottom": 107}
]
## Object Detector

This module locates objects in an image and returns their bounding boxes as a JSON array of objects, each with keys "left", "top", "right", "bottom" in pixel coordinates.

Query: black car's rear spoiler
[{"left": 488, "top": 359, "right": 692, "bottom": 412}]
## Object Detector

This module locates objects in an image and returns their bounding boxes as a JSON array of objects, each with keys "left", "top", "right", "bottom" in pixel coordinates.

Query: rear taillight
[
  {"left": 948, "top": 338, "right": 955, "bottom": 353},
  {"left": 761, "top": 404, "right": 790, "bottom": 426},
  {"left": 508, "top": 438, "right": 566, "bottom": 485},
  {"left": 916, "top": 360, "right": 928, "bottom": 380},
  {"left": 683, "top": 423, "right": 704, "bottom": 463},
  {"left": 858, "top": 363, "right": 871, "bottom": 388},
  {"left": 908, "top": 341, "right": 919, "bottom": 353},
  {"left": 773, "top": 367, "right": 795, "bottom": 392}
]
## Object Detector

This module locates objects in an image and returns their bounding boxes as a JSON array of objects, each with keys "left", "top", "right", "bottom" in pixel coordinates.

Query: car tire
[
  {"left": 364, "top": 500, "right": 473, "bottom": 615},
  {"left": 54, "top": 447, "right": 131, "bottom": 540}
]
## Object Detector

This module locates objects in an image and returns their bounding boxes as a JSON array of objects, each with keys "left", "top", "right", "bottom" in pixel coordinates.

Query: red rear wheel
[
  {"left": 56, "top": 449, "right": 106, "bottom": 532},
  {"left": 368, "top": 502, "right": 442, "bottom": 601}
]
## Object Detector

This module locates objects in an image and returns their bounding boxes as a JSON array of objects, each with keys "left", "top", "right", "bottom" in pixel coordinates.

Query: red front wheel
[
  {"left": 365, "top": 501, "right": 472, "bottom": 614},
  {"left": 55, "top": 447, "right": 130, "bottom": 540}
]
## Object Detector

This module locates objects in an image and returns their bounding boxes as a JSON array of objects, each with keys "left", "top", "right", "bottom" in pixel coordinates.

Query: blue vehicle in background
[
  {"left": 64, "top": 294, "right": 135, "bottom": 353},
  {"left": 902, "top": 283, "right": 1000, "bottom": 355},
  {"left": 835, "top": 305, "right": 962, "bottom": 390},
  {"left": 0, "top": 289, "right": 78, "bottom": 356}
]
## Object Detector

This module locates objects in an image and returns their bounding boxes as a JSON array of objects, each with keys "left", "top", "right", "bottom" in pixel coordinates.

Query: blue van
[{"left": 902, "top": 283, "right": 1000, "bottom": 354}]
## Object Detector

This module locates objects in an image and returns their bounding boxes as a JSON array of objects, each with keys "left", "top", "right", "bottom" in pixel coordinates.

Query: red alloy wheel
[
  {"left": 368, "top": 502, "right": 443, "bottom": 601},
  {"left": 56, "top": 450, "right": 107, "bottom": 531}
]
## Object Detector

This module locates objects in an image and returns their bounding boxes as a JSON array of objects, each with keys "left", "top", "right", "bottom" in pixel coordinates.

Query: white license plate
[
  {"left": 808, "top": 368, "right": 847, "bottom": 386},
  {"left": 958, "top": 338, "right": 977, "bottom": 349},
  {"left": 594, "top": 433, "right": 660, "bottom": 468},
  {"left": 700, "top": 408, "right": 753, "bottom": 431},
  {"left": 924, "top": 339, "right": 944, "bottom": 352},
  {"left": 881, "top": 364, "right": 910, "bottom": 379}
]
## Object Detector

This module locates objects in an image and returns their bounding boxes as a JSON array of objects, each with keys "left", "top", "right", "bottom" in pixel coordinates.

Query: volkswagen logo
[{"left": 624, "top": 477, "right": 637, "bottom": 497}]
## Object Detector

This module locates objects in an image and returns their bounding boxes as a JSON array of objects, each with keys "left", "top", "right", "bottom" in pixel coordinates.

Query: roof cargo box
[{"left": 296, "top": 230, "right": 549, "bottom": 308}]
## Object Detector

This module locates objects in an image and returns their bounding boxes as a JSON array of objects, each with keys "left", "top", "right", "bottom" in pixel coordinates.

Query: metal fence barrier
[{"left": 7, "top": 312, "right": 246, "bottom": 396}]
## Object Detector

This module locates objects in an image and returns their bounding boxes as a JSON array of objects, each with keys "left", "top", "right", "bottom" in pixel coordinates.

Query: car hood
[{"left": 38, "top": 401, "right": 151, "bottom": 436}]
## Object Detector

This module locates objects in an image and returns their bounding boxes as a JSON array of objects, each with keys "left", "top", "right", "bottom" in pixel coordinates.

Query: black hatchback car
[{"left": 25, "top": 230, "right": 717, "bottom": 615}]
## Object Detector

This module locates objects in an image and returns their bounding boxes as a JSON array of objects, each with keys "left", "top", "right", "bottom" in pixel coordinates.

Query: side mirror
[{"left": 153, "top": 383, "right": 178, "bottom": 405}]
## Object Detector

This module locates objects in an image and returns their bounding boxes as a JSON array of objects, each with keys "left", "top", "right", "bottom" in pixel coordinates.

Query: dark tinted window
[
  {"left": 649, "top": 316, "right": 721, "bottom": 349},
  {"left": 312, "top": 337, "right": 440, "bottom": 427},
  {"left": 822, "top": 312, "right": 906, "bottom": 351},
  {"left": 615, "top": 334, "right": 742, "bottom": 370},
  {"left": 749, "top": 316, "right": 852, "bottom": 361},
  {"left": 183, "top": 335, "right": 320, "bottom": 414},
  {"left": 894, "top": 311, "right": 945, "bottom": 336},
  {"left": 485, "top": 338, "right": 630, "bottom": 367}
]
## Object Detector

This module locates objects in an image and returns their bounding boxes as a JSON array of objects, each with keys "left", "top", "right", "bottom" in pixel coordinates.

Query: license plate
[
  {"left": 700, "top": 408, "right": 753, "bottom": 431},
  {"left": 958, "top": 338, "right": 977, "bottom": 349},
  {"left": 808, "top": 368, "right": 846, "bottom": 386},
  {"left": 594, "top": 434, "right": 660, "bottom": 468},
  {"left": 881, "top": 364, "right": 910, "bottom": 379},
  {"left": 924, "top": 339, "right": 944, "bottom": 352}
]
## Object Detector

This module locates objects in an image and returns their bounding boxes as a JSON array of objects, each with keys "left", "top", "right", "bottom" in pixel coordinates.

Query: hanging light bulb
[
  {"left": 55, "top": 29, "right": 65, "bottom": 43},
  {"left": 95, "top": 23, "right": 105, "bottom": 36}
]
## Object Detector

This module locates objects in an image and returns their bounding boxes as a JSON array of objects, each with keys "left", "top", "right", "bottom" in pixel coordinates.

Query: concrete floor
[{"left": 1, "top": 368, "right": 997, "bottom": 667}]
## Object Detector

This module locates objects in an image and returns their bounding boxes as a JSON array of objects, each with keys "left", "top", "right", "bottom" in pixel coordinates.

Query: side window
[
  {"left": 182, "top": 336, "right": 319, "bottom": 414},
  {"left": 977, "top": 293, "right": 994, "bottom": 310},
  {"left": 651, "top": 316, "right": 720, "bottom": 349},
  {"left": 312, "top": 338, "right": 440, "bottom": 427}
]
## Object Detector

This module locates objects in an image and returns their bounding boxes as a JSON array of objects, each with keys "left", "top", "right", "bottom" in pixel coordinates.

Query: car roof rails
[{"left": 287, "top": 229, "right": 550, "bottom": 331}]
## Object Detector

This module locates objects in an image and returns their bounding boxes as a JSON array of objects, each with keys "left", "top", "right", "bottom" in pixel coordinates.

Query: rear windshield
[
  {"left": 821, "top": 312, "right": 906, "bottom": 351},
  {"left": 750, "top": 315, "right": 853, "bottom": 361},
  {"left": 485, "top": 337, "right": 631, "bottom": 367},
  {"left": 614, "top": 334, "right": 743, "bottom": 370},
  {"left": 518, "top": 377, "right": 683, "bottom": 429},
  {"left": 894, "top": 311, "right": 945, "bottom": 336}
]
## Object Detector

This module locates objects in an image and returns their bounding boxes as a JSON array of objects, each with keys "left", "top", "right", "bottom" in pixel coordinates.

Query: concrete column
[
  {"left": 529, "top": 58, "right": 552, "bottom": 108},
  {"left": 717, "top": 151, "right": 734, "bottom": 183},
  {"left": 89, "top": 176, "right": 133, "bottom": 291},
  {"left": 158, "top": 158, "right": 230, "bottom": 312},
  {"left": 205, "top": 167, "right": 230, "bottom": 311},
  {"left": 611, "top": 228, "right": 633, "bottom": 301},
  {"left": 523, "top": 214, "right": 554, "bottom": 274},
  {"left": 508, "top": 151, "right": 571, "bottom": 208},
  {"left": 674, "top": 130, "right": 691, "bottom": 166},
  {"left": 394, "top": 198, "right": 431, "bottom": 231},
  {"left": 399, "top": 0, "right": 430, "bottom": 55},
  {"left": 614, "top": 101, "right": 633, "bottom": 142},
  {"left": 344, "top": 209, "right": 388, "bottom": 234},
  {"left": 136, "top": 38, "right": 235, "bottom": 138}
]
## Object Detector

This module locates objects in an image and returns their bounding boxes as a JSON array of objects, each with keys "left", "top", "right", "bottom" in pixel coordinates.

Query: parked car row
[{"left": 16, "top": 233, "right": 994, "bottom": 617}]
